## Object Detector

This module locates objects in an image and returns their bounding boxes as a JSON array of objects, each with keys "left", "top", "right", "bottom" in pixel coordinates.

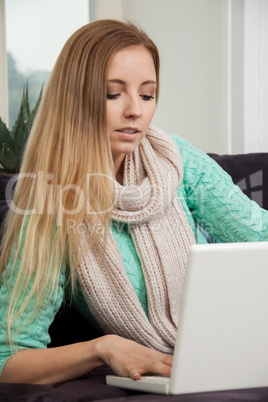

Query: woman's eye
[
  {"left": 107, "top": 94, "right": 120, "bottom": 100},
  {"left": 141, "top": 95, "right": 155, "bottom": 101}
]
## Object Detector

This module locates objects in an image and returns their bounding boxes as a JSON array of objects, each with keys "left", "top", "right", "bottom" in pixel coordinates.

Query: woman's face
[{"left": 106, "top": 45, "right": 157, "bottom": 173}]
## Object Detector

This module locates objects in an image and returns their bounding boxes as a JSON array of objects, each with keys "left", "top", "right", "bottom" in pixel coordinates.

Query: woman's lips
[
  {"left": 116, "top": 128, "right": 140, "bottom": 140},
  {"left": 118, "top": 128, "right": 138, "bottom": 134}
]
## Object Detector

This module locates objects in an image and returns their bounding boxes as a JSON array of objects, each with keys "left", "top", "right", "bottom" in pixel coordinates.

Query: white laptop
[{"left": 106, "top": 242, "right": 268, "bottom": 395}]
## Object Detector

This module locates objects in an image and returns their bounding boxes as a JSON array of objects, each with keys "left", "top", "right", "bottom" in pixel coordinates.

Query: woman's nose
[{"left": 124, "top": 97, "right": 142, "bottom": 119}]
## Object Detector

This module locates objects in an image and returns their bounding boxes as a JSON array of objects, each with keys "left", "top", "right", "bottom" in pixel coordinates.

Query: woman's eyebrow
[
  {"left": 107, "top": 79, "right": 157, "bottom": 86},
  {"left": 107, "top": 79, "right": 125, "bottom": 85},
  {"left": 141, "top": 80, "right": 157, "bottom": 86}
]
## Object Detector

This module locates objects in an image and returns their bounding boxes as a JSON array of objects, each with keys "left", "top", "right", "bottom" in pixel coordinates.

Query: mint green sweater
[{"left": 1, "top": 135, "right": 268, "bottom": 375}]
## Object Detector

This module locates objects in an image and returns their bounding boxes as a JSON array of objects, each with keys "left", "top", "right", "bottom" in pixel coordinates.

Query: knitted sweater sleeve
[
  {"left": 0, "top": 252, "right": 64, "bottom": 376},
  {"left": 170, "top": 134, "right": 268, "bottom": 242}
]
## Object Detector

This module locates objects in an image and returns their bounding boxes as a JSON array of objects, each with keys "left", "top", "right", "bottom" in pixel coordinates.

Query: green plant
[{"left": 0, "top": 85, "right": 43, "bottom": 173}]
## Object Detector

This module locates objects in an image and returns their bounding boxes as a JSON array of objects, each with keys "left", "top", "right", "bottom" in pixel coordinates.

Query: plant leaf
[
  {"left": 13, "top": 85, "right": 43, "bottom": 156},
  {"left": 31, "top": 84, "right": 43, "bottom": 118},
  {"left": 0, "top": 118, "right": 14, "bottom": 150},
  {"left": 1, "top": 83, "right": 43, "bottom": 173},
  {"left": 22, "top": 83, "right": 31, "bottom": 121},
  {"left": 0, "top": 147, "right": 19, "bottom": 173},
  {"left": 12, "top": 100, "right": 25, "bottom": 140}
]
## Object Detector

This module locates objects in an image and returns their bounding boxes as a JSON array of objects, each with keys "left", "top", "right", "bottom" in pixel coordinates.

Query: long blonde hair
[{"left": 0, "top": 19, "right": 160, "bottom": 344}]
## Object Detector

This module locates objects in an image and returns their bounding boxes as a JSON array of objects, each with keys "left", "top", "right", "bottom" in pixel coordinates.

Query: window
[{"left": 5, "top": 0, "right": 91, "bottom": 129}]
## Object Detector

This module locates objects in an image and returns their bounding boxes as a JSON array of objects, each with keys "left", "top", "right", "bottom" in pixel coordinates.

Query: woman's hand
[
  {"left": 1, "top": 334, "right": 172, "bottom": 384},
  {"left": 96, "top": 334, "right": 173, "bottom": 380}
]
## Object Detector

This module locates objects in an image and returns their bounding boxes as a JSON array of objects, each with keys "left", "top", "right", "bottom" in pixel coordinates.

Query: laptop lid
[{"left": 169, "top": 242, "right": 268, "bottom": 394}]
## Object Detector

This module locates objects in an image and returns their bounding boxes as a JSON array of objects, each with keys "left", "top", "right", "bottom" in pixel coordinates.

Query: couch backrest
[
  {"left": 0, "top": 152, "right": 267, "bottom": 230},
  {"left": 209, "top": 152, "right": 268, "bottom": 211}
]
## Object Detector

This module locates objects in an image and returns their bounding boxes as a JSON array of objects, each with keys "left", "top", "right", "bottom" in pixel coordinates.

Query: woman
[{"left": 0, "top": 19, "right": 267, "bottom": 384}]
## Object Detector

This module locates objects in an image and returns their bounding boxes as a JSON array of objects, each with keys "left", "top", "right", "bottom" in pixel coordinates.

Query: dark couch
[{"left": 0, "top": 151, "right": 268, "bottom": 401}]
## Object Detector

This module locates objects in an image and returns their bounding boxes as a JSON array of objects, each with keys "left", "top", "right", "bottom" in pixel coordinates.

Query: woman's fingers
[
  {"left": 98, "top": 335, "right": 173, "bottom": 379},
  {"left": 129, "top": 357, "right": 173, "bottom": 380},
  {"left": 129, "top": 369, "right": 142, "bottom": 380}
]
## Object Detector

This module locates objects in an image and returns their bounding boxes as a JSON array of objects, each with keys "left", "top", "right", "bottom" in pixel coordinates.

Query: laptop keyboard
[{"left": 140, "top": 376, "right": 170, "bottom": 383}]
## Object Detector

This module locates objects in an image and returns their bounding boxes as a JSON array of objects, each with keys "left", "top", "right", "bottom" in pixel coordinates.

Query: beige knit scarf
[{"left": 78, "top": 125, "right": 196, "bottom": 353}]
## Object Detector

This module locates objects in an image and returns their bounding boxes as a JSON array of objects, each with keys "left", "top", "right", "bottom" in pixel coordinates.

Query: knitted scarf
[{"left": 78, "top": 125, "right": 196, "bottom": 353}]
